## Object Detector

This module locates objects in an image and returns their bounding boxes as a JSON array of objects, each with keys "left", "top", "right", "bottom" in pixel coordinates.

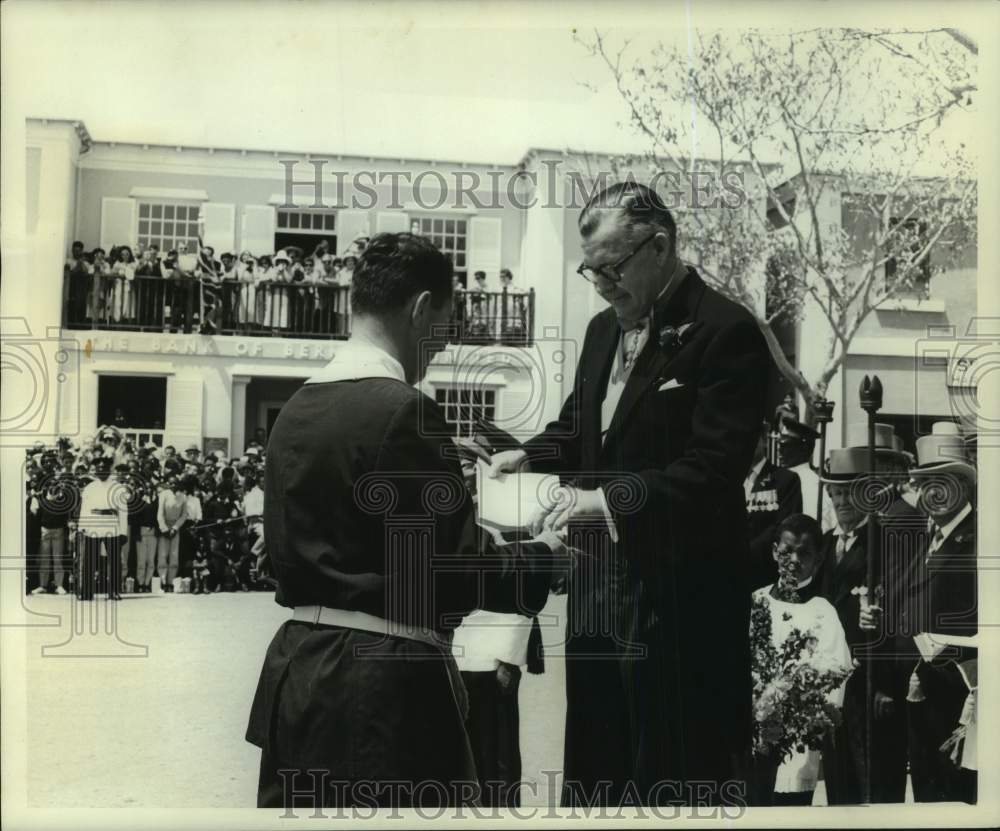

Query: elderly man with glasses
[{"left": 489, "top": 181, "right": 771, "bottom": 807}]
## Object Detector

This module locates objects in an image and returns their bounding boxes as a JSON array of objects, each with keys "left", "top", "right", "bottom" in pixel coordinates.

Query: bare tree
[{"left": 576, "top": 27, "right": 977, "bottom": 418}]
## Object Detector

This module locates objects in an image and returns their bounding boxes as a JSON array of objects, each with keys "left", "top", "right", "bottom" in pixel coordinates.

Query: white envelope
[{"left": 657, "top": 378, "right": 684, "bottom": 392}]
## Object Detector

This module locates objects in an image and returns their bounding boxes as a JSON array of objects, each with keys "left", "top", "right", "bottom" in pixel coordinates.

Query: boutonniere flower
[{"left": 657, "top": 320, "right": 702, "bottom": 352}]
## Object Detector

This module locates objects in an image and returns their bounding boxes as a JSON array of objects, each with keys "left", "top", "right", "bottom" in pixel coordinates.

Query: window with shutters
[
  {"left": 433, "top": 387, "right": 496, "bottom": 437},
  {"left": 137, "top": 202, "right": 201, "bottom": 252},
  {"left": 411, "top": 215, "right": 468, "bottom": 285}
]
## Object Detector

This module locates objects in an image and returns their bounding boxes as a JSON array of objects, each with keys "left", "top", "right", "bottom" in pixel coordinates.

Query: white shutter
[
  {"left": 468, "top": 216, "right": 503, "bottom": 280},
  {"left": 201, "top": 202, "right": 236, "bottom": 255},
  {"left": 337, "top": 210, "right": 371, "bottom": 255},
  {"left": 241, "top": 205, "right": 276, "bottom": 256},
  {"left": 376, "top": 211, "right": 409, "bottom": 233},
  {"left": 164, "top": 375, "right": 204, "bottom": 451},
  {"left": 99, "top": 197, "right": 137, "bottom": 251}
]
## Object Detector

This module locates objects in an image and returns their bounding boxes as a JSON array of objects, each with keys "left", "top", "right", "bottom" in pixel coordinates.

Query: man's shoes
[
  {"left": 30, "top": 586, "right": 47, "bottom": 595},
  {"left": 54, "top": 586, "right": 67, "bottom": 595},
  {"left": 109, "top": 593, "right": 122, "bottom": 601}
]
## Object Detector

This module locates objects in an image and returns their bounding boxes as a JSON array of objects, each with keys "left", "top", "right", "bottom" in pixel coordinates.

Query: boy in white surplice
[{"left": 750, "top": 513, "right": 854, "bottom": 806}]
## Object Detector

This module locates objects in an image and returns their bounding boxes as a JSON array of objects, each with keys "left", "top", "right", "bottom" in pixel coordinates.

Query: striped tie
[{"left": 622, "top": 321, "right": 646, "bottom": 371}]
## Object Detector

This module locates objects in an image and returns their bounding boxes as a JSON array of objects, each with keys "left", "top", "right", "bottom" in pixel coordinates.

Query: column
[{"left": 231, "top": 374, "right": 250, "bottom": 456}]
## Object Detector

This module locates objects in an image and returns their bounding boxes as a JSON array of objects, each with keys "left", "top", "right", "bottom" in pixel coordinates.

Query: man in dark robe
[{"left": 245, "top": 233, "right": 562, "bottom": 810}]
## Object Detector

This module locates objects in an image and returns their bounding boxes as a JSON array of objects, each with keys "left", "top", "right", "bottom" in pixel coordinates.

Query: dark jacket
[
  {"left": 903, "top": 508, "right": 977, "bottom": 723},
  {"left": 245, "top": 376, "right": 554, "bottom": 802},
  {"left": 818, "top": 498, "right": 930, "bottom": 804},
  {"left": 523, "top": 267, "right": 770, "bottom": 802},
  {"left": 746, "top": 461, "right": 802, "bottom": 589}
]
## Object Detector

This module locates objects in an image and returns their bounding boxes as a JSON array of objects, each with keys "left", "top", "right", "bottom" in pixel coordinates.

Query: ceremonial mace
[
  {"left": 859, "top": 373, "right": 883, "bottom": 806},
  {"left": 812, "top": 397, "right": 835, "bottom": 519}
]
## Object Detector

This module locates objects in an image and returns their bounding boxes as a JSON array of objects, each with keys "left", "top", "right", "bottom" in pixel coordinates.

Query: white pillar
[{"left": 230, "top": 374, "right": 250, "bottom": 456}]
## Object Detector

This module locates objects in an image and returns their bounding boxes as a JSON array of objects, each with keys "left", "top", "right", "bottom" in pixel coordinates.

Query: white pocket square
[{"left": 657, "top": 378, "right": 685, "bottom": 392}]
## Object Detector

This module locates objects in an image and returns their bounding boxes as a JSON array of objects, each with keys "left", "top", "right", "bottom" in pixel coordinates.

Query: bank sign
[{"left": 80, "top": 333, "right": 338, "bottom": 362}]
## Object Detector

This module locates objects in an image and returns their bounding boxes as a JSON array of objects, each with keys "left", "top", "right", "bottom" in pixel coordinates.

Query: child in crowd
[
  {"left": 750, "top": 513, "right": 854, "bottom": 806},
  {"left": 191, "top": 537, "right": 211, "bottom": 595}
]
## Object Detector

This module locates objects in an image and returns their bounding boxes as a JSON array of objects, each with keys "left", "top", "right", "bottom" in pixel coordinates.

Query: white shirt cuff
[{"left": 596, "top": 487, "right": 619, "bottom": 544}]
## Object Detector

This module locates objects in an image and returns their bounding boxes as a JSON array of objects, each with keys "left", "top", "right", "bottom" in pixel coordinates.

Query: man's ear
[
  {"left": 409, "top": 290, "right": 433, "bottom": 326},
  {"left": 771, "top": 541, "right": 780, "bottom": 563}
]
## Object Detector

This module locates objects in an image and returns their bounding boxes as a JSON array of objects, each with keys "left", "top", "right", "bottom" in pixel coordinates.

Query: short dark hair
[
  {"left": 579, "top": 181, "right": 677, "bottom": 254},
  {"left": 774, "top": 512, "right": 822, "bottom": 553},
  {"left": 350, "top": 233, "right": 453, "bottom": 315}
]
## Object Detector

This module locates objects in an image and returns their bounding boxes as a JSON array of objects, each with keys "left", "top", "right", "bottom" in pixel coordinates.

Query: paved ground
[
  {"left": 23, "top": 591, "right": 568, "bottom": 809},
  {"left": 21, "top": 591, "right": 910, "bottom": 809}
]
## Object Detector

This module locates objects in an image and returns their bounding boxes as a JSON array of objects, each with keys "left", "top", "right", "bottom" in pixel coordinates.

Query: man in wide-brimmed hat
[
  {"left": 817, "top": 431, "right": 915, "bottom": 805},
  {"left": 898, "top": 421, "right": 977, "bottom": 804}
]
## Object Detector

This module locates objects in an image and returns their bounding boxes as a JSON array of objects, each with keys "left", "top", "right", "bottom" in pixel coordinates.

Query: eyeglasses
[{"left": 576, "top": 232, "right": 658, "bottom": 284}]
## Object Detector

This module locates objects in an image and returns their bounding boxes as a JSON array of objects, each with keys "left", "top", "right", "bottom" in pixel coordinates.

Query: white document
[
  {"left": 913, "top": 631, "right": 977, "bottom": 662},
  {"left": 474, "top": 459, "right": 561, "bottom": 532}
]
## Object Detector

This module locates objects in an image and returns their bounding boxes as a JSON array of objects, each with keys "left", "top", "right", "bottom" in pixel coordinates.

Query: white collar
[
  {"left": 933, "top": 502, "right": 972, "bottom": 544},
  {"left": 304, "top": 338, "right": 406, "bottom": 385}
]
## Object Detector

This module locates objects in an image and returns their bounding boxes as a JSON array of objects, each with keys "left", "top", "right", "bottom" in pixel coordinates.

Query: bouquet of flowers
[{"left": 750, "top": 557, "right": 854, "bottom": 760}]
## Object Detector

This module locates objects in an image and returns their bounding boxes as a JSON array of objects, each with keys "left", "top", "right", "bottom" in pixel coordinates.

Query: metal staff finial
[{"left": 812, "top": 397, "right": 835, "bottom": 519}]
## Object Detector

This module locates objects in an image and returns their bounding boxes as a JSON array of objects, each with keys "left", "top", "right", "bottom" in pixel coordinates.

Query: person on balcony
[
  {"left": 197, "top": 245, "right": 223, "bottom": 334},
  {"left": 65, "top": 241, "right": 92, "bottom": 328},
  {"left": 110, "top": 246, "right": 137, "bottom": 324},
  {"left": 317, "top": 253, "right": 340, "bottom": 332},
  {"left": 218, "top": 252, "right": 240, "bottom": 330},
  {"left": 135, "top": 245, "right": 164, "bottom": 327},
  {"left": 235, "top": 251, "right": 258, "bottom": 330},
  {"left": 468, "top": 270, "right": 492, "bottom": 342},
  {"left": 498, "top": 268, "right": 527, "bottom": 344},
  {"left": 264, "top": 251, "right": 292, "bottom": 330},
  {"left": 252, "top": 255, "right": 272, "bottom": 327},
  {"left": 163, "top": 248, "right": 196, "bottom": 333},
  {"left": 89, "top": 247, "right": 110, "bottom": 324}
]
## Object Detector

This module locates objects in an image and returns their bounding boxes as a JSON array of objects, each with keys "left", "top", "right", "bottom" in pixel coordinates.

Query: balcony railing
[{"left": 63, "top": 274, "right": 535, "bottom": 346}]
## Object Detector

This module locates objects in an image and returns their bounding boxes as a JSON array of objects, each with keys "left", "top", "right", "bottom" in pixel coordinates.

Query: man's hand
[
  {"left": 541, "top": 487, "right": 607, "bottom": 534},
  {"left": 859, "top": 603, "right": 882, "bottom": 632},
  {"left": 496, "top": 661, "right": 520, "bottom": 694},
  {"left": 488, "top": 448, "right": 530, "bottom": 478},
  {"left": 531, "top": 528, "right": 567, "bottom": 559},
  {"left": 452, "top": 435, "right": 492, "bottom": 466},
  {"left": 874, "top": 691, "right": 896, "bottom": 721}
]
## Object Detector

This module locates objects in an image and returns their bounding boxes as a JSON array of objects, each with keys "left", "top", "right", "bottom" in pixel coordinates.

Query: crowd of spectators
[
  {"left": 64, "top": 236, "right": 534, "bottom": 343},
  {"left": 65, "top": 237, "right": 365, "bottom": 336},
  {"left": 25, "top": 425, "right": 271, "bottom": 597}
]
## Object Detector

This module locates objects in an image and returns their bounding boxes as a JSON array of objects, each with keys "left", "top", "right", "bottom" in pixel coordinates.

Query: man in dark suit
[
  {"left": 745, "top": 429, "right": 802, "bottom": 589},
  {"left": 489, "top": 182, "right": 770, "bottom": 806},
  {"left": 245, "top": 233, "right": 563, "bottom": 810},
  {"left": 887, "top": 423, "right": 977, "bottom": 804}
]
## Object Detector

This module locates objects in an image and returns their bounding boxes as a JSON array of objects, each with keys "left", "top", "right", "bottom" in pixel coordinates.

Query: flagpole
[{"left": 859, "top": 374, "right": 883, "bottom": 806}]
